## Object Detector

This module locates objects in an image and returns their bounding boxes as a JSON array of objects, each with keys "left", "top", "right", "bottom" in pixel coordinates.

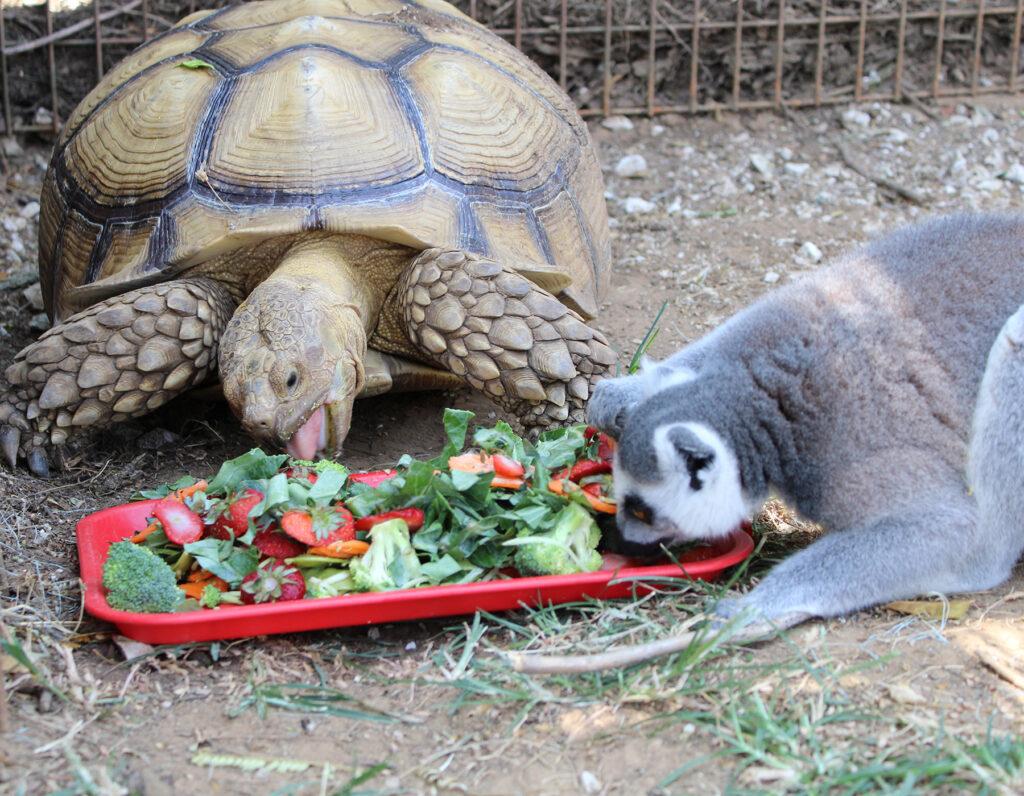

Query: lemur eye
[{"left": 623, "top": 495, "right": 653, "bottom": 525}]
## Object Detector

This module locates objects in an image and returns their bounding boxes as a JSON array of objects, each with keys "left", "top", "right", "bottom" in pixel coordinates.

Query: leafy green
[
  {"left": 131, "top": 474, "right": 196, "bottom": 501},
  {"left": 183, "top": 538, "right": 260, "bottom": 586},
  {"left": 179, "top": 57, "right": 215, "bottom": 70},
  {"left": 207, "top": 448, "right": 287, "bottom": 496}
]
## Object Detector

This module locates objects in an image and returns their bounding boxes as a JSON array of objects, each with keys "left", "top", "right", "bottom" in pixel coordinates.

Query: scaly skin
[
  {"left": 376, "top": 248, "right": 618, "bottom": 428},
  {"left": 0, "top": 277, "right": 235, "bottom": 476}
]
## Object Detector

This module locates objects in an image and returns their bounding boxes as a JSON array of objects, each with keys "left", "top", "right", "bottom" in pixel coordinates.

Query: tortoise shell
[{"left": 39, "top": 0, "right": 611, "bottom": 326}]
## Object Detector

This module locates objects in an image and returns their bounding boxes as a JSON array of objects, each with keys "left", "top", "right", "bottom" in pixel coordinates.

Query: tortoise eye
[{"left": 286, "top": 371, "right": 299, "bottom": 390}]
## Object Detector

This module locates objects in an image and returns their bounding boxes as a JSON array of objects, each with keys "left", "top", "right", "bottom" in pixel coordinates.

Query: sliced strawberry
[
  {"left": 240, "top": 559, "right": 306, "bottom": 604},
  {"left": 208, "top": 488, "right": 263, "bottom": 540},
  {"left": 348, "top": 470, "right": 397, "bottom": 488},
  {"left": 354, "top": 507, "right": 425, "bottom": 533},
  {"left": 280, "top": 505, "right": 355, "bottom": 546},
  {"left": 569, "top": 459, "right": 612, "bottom": 482},
  {"left": 492, "top": 453, "right": 525, "bottom": 479},
  {"left": 252, "top": 528, "right": 308, "bottom": 560},
  {"left": 153, "top": 498, "right": 203, "bottom": 545},
  {"left": 584, "top": 426, "right": 616, "bottom": 462}
]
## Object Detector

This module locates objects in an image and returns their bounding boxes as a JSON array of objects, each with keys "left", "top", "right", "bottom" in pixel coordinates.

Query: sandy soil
[{"left": 2, "top": 96, "right": 1024, "bottom": 794}]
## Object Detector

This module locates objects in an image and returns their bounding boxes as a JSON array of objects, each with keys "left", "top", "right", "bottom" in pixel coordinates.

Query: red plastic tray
[{"left": 76, "top": 499, "right": 754, "bottom": 644}]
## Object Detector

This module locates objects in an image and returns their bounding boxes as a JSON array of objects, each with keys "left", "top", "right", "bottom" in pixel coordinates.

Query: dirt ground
[{"left": 3, "top": 96, "right": 1024, "bottom": 795}]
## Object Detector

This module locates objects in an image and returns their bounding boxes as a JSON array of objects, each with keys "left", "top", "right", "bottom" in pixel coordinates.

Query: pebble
[
  {"left": 579, "top": 771, "right": 602, "bottom": 794},
  {"left": 978, "top": 178, "right": 1003, "bottom": 192},
  {"left": 650, "top": 123, "right": 665, "bottom": 136},
  {"left": 749, "top": 152, "right": 774, "bottom": 177},
  {"left": 22, "top": 282, "right": 44, "bottom": 310},
  {"left": 798, "top": 241, "right": 823, "bottom": 263},
  {"left": 2, "top": 137, "right": 22, "bottom": 157},
  {"left": 884, "top": 128, "right": 910, "bottom": 144},
  {"left": 29, "top": 313, "right": 49, "bottom": 332},
  {"left": 842, "top": 108, "right": 871, "bottom": 127},
  {"left": 622, "top": 196, "right": 656, "bottom": 214},
  {"left": 784, "top": 162, "right": 811, "bottom": 177},
  {"left": 3, "top": 215, "right": 26, "bottom": 233},
  {"left": 20, "top": 201, "right": 40, "bottom": 219},
  {"left": 666, "top": 196, "right": 683, "bottom": 215},
  {"left": 601, "top": 115, "right": 634, "bottom": 131},
  {"left": 763, "top": 271, "right": 781, "bottom": 284},
  {"left": 1002, "top": 163, "right": 1024, "bottom": 184},
  {"left": 615, "top": 153, "right": 648, "bottom": 178}
]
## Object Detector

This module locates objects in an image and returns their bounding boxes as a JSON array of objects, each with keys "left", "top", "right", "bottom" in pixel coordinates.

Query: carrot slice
[
  {"left": 448, "top": 452, "right": 494, "bottom": 474},
  {"left": 172, "top": 479, "right": 208, "bottom": 501},
  {"left": 490, "top": 475, "right": 525, "bottom": 490},
  {"left": 307, "top": 539, "right": 371, "bottom": 559},
  {"left": 186, "top": 568, "right": 216, "bottom": 583},
  {"left": 130, "top": 521, "right": 160, "bottom": 544},
  {"left": 548, "top": 477, "right": 616, "bottom": 514}
]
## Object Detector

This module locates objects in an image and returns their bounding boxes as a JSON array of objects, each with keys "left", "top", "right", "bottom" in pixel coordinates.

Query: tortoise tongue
[{"left": 286, "top": 406, "right": 326, "bottom": 460}]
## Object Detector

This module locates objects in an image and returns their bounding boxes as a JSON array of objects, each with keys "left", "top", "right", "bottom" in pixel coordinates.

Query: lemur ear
[{"left": 667, "top": 425, "right": 715, "bottom": 488}]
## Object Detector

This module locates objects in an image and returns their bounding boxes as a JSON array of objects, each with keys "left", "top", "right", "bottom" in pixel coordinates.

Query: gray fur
[{"left": 591, "top": 213, "right": 1024, "bottom": 628}]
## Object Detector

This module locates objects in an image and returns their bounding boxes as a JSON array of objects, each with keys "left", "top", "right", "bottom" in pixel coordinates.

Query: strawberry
[
  {"left": 153, "top": 498, "right": 203, "bottom": 545},
  {"left": 284, "top": 466, "right": 318, "bottom": 484},
  {"left": 208, "top": 488, "right": 264, "bottom": 540},
  {"left": 280, "top": 505, "right": 355, "bottom": 546},
  {"left": 252, "top": 528, "right": 307, "bottom": 560},
  {"left": 347, "top": 470, "right": 396, "bottom": 488},
  {"left": 354, "top": 507, "right": 425, "bottom": 533},
  {"left": 492, "top": 453, "right": 525, "bottom": 479},
  {"left": 568, "top": 459, "right": 612, "bottom": 482},
  {"left": 239, "top": 559, "right": 306, "bottom": 604}
]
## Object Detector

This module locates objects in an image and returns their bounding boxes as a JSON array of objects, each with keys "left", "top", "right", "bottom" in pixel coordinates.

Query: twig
[
  {"left": 0, "top": 620, "right": 8, "bottom": 734},
  {"left": 836, "top": 140, "right": 927, "bottom": 206},
  {"left": 902, "top": 90, "right": 942, "bottom": 121},
  {"left": 506, "top": 617, "right": 782, "bottom": 674},
  {"left": 2, "top": 0, "right": 142, "bottom": 56}
]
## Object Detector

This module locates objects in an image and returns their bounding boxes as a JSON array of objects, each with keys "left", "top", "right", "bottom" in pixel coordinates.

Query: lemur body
[{"left": 590, "top": 214, "right": 1024, "bottom": 628}]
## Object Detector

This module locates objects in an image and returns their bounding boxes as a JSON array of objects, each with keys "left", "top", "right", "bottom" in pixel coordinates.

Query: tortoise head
[{"left": 219, "top": 277, "right": 365, "bottom": 459}]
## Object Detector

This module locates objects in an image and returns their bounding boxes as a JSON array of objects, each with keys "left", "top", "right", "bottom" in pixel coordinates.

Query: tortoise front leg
[
  {"left": 0, "top": 277, "right": 235, "bottom": 476},
  {"left": 383, "top": 249, "right": 617, "bottom": 428}
]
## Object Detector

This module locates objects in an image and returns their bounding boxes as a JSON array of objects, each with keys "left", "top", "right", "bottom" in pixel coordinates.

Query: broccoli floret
[
  {"left": 289, "top": 458, "right": 348, "bottom": 475},
  {"left": 349, "top": 519, "right": 424, "bottom": 592},
  {"left": 509, "top": 502, "right": 603, "bottom": 576},
  {"left": 306, "top": 568, "right": 357, "bottom": 598},
  {"left": 199, "top": 585, "right": 242, "bottom": 608},
  {"left": 102, "top": 541, "right": 184, "bottom": 613}
]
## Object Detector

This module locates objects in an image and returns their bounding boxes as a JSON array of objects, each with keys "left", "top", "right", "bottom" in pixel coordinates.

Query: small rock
[
  {"left": 29, "top": 313, "right": 49, "bottom": 332},
  {"left": 22, "top": 282, "right": 44, "bottom": 310},
  {"left": 798, "top": 241, "right": 823, "bottom": 263},
  {"left": 580, "top": 771, "right": 602, "bottom": 794},
  {"left": 614, "top": 153, "right": 648, "bottom": 178},
  {"left": 982, "top": 128, "right": 1000, "bottom": 144},
  {"left": 650, "top": 123, "right": 665, "bottom": 136},
  {"left": 776, "top": 147, "right": 793, "bottom": 161},
  {"left": 3, "top": 215, "right": 26, "bottom": 233},
  {"left": 2, "top": 137, "right": 22, "bottom": 157},
  {"left": 784, "top": 162, "right": 811, "bottom": 177},
  {"left": 10, "top": 234, "right": 25, "bottom": 256},
  {"left": 33, "top": 107, "right": 53, "bottom": 127},
  {"left": 622, "top": 196, "right": 656, "bottom": 215},
  {"left": 716, "top": 176, "right": 739, "bottom": 197},
  {"left": 763, "top": 271, "right": 781, "bottom": 284},
  {"left": 749, "top": 152, "right": 774, "bottom": 178},
  {"left": 884, "top": 128, "right": 910, "bottom": 144},
  {"left": 138, "top": 428, "right": 183, "bottom": 451},
  {"left": 842, "top": 108, "right": 871, "bottom": 128},
  {"left": 978, "top": 178, "right": 1003, "bottom": 192},
  {"left": 601, "top": 115, "right": 634, "bottom": 131},
  {"left": 657, "top": 268, "right": 672, "bottom": 279},
  {"left": 666, "top": 196, "right": 683, "bottom": 215},
  {"left": 1002, "top": 163, "right": 1024, "bottom": 184},
  {"left": 19, "top": 201, "right": 40, "bottom": 219}
]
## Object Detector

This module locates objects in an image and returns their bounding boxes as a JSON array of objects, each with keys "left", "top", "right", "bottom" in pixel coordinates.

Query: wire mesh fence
[{"left": 1, "top": 0, "right": 1022, "bottom": 136}]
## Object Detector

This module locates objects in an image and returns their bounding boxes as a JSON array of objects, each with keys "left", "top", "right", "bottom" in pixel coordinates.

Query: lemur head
[{"left": 610, "top": 385, "right": 751, "bottom": 553}]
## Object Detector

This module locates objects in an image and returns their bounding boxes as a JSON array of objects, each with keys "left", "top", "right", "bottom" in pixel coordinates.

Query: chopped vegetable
[
  {"left": 209, "top": 488, "right": 264, "bottom": 540},
  {"left": 103, "top": 541, "right": 184, "bottom": 613},
  {"left": 240, "top": 559, "right": 306, "bottom": 604},
  {"left": 506, "top": 502, "right": 602, "bottom": 577},
  {"left": 307, "top": 539, "right": 370, "bottom": 559},
  {"left": 306, "top": 569, "right": 357, "bottom": 599},
  {"left": 280, "top": 505, "right": 355, "bottom": 546},
  {"left": 349, "top": 519, "right": 424, "bottom": 592}
]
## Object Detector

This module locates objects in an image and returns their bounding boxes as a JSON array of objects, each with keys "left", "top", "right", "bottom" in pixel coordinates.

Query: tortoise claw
[
  {"left": 26, "top": 447, "right": 50, "bottom": 479},
  {"left": 0, "top": 425, "right": 20, "bottom": 468}
]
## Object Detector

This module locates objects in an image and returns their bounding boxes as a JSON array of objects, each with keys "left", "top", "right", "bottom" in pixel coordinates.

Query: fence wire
[{"left": 1, "top": 0, "right": 1022, "bottom": 136}]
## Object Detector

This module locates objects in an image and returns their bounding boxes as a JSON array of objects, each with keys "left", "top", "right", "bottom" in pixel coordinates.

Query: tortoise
[{"left": 0, "top": 0, "right": 616, "bottom": 476}]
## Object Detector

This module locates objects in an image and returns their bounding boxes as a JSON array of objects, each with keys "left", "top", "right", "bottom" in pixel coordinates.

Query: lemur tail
[{"left": 966, "top": 304, "right": 1024, "bottom": 585}]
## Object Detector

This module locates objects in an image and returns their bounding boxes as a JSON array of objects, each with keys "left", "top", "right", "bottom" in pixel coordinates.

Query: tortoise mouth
[{"left": 284, "top": 397, "right": 352, "bottom": 460}]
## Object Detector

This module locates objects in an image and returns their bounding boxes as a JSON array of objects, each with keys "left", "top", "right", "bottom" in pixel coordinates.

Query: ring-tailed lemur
[{"left": 590, "top": 213, "right": 1024, "bottom": 631}]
